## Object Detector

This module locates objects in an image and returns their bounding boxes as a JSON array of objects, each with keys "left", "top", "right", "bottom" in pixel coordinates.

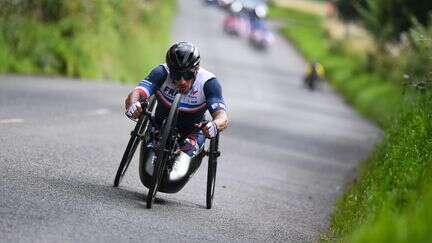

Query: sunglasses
[{"left": 170, "top": 70, "right": 196, "bottom": 81}]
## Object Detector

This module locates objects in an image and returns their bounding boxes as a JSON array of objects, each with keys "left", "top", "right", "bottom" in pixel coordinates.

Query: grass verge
[
  {"left": 269, "top": 6, "right": 432, "bottom": 243},
  {"left": 269, "top": 7, "right": 401, "bottom": 127},
  {"left": 0, "top": 0, "right": 175, "bottom": 84}
]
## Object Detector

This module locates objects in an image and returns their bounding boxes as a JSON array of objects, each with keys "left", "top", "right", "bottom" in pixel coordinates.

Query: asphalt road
[{"left": 0, "top": 0, "right": 380, "bottom": 242}]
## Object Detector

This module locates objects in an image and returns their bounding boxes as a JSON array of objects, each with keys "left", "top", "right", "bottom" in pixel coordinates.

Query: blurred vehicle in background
[
  {"left": 248, "top": 4, "right": 274, "bottom": 49},
  {"left": 220, "top": 0, "right": 274, "bottom": 48},
  {"left": 222, "top": 1, "right": 250, "bottom": 36},
  {"left": 203, "top": 0, "right": 218, "bottom": 6},
  {"left": 218, "top": 0, "right": 235, "bottom": 9},
  {"left": 241, "top": 0, "right": 262, "bottom": 11}
]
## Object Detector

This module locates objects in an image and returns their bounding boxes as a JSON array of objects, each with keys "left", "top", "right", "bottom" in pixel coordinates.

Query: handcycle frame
[{"left": 113, "top": 93, "right": 220, "bottom": 209}]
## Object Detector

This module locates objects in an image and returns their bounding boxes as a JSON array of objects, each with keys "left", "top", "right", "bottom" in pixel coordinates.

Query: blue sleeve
[
  {"left": 135, "top": 65, "right": 167, "bottom": 97},
  {"left": 204, "top": 77, "right": 226, "bottom": 114}
]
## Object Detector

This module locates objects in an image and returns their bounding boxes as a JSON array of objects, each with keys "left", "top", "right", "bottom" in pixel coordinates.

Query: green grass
[
  {"left": 0, "top": 0, "right": 175, "bottom": 84},
  {"left": 269, "top": 6, "right": 432, "bottom": 243},
  {"left": 331, "top": 96, "right": 432, "bottom": 242},
  {"left": 269, "top": 7, "right": 402, "bottom": 127}
]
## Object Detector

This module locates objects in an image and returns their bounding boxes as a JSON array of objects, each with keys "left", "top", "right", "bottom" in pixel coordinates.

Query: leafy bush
[
  {"left": 0, "top": 0, "right": 175, "bottom": 83},
  {"left": 400, "top": 19, "right": 432, "bottom": 93},
  {"left": 335, "top": 0, "right": 432, "bottom": 42},
  {"left": 333, "top": 0, "right": 367, "bottom": 21}
]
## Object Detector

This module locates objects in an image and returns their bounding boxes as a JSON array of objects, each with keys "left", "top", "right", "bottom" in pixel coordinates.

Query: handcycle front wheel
[
  {"left": 113, "top": 96, "right": 156, "bottom": 187},
  {"left": 146, "top": 93, "right": 182, "bottom": 209},
  {"left": 206, "top": 133, "right": 220, "bottom": 209}
]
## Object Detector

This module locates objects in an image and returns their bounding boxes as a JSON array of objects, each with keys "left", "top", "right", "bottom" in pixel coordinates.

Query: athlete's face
[
  {"left": 170, "top": 69, "right": 197, "bottom": 94},
  {"left": 174, "top": 77, "right": 193, "bottom": 94}
]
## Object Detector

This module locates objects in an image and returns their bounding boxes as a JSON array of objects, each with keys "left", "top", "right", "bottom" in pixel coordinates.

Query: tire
[
  {"left": 113, "top": 96, "right": 155, "bottom": 187},
  {"left": 146, "top": 93, "right": 182, "bottom": 209},
  {"left": 206, "top": 134, "right": 219, "bottom": 209}
]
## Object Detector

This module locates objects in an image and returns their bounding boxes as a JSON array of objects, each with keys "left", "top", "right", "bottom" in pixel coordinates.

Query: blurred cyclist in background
[{"left": 303, "top": 61, "right": 325, "bottom": 91}]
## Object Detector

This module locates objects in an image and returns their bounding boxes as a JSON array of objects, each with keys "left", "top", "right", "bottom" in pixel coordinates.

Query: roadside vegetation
[
  {"left": 269, "top": 1, "right": 432, "bottom": 242},
  {"left": 0, "top": 0, "right": 175, "bottom": 83}
]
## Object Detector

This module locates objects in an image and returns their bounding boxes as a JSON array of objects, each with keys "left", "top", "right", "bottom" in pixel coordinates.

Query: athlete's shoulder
[
  {"left": 141, "top": 64, "right": 167, "bottom": 84},
  {"left": 196, "top": 67, "right": 216, "bottom": 83},
  {"left": 161, "top": 63, "right": 169, "bottom": 73},
  {"left": 153, "top": 64, "right": 168, "bottom": 75}
]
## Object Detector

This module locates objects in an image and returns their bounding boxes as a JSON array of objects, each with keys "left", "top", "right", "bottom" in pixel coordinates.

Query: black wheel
[
  {"left": 113, "top": 96, "right": 156, "bottom": 187},
  {"left": 206, "top": 134, "right": 219, "bottom": 209},
  {"left": 146, "top": 93, "right": 182, "bottom": 209}
]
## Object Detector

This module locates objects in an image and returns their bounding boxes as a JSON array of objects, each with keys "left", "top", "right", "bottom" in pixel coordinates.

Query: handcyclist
[{"left": 124, "top": 41, "right": 228, "bottom": 182}]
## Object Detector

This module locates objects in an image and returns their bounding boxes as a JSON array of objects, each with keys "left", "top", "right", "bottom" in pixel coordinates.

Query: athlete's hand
[
  {"left": 196, "top": 121, "right": 218, "bottom": 139},
  {"left": 125, "top": 101, "right": 143, "bottom": 119}
]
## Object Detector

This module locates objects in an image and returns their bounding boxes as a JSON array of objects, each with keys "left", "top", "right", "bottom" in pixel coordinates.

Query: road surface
[{"left": 0, "top": 0, "right": 380, "bottom": 242}]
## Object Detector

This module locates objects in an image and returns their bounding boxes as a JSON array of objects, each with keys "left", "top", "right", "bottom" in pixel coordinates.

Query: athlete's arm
[
  {"left": 211, "top": 110, "right": 228, "bottom": 132},
  {"left": 125, "top": 65, "right": 167, "bottom": 118},
  {"left": 203, "top": 78, "right": 228, "bottom": 136}
]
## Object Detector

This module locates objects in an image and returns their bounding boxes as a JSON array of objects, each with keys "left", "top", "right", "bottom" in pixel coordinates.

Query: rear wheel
[
  {"left": 206, "top": 134, "right": 219, "bottom": 209},
  {"left": 113, "top": 97, "right": 155, "bottom": 187},
  {"left": 146, "top": 93, "right": 182, "bottom": 209}
]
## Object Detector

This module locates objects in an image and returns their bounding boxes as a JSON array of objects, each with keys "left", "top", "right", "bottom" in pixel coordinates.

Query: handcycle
[{"left": 113, "top": 93, "right": 220, "bottom": 209}]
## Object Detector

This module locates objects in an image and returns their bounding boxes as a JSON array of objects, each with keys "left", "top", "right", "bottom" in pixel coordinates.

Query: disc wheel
[
  {"left": 146, "top": 93, "right": 182, "bottom": 209},
  {"left": 206, "top": 134, "right": 219, "bottom": 209}
]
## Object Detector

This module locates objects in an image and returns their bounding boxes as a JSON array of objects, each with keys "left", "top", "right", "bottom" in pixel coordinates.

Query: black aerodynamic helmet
[{"left": 166, "top": 42, "right": 200, "bottom": 72}]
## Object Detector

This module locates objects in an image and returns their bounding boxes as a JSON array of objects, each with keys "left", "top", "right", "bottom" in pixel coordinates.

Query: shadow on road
[{"left": 42, "top": 176, "right": 207, "bottom": 210}]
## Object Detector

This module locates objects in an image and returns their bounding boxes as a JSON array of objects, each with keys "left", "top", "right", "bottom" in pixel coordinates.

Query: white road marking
[
  {"left": 0, "top": 118, "right": 24, "bottom": 124},
  {"left": 88, "top": 109, "right": 110, "bottom": 116}
]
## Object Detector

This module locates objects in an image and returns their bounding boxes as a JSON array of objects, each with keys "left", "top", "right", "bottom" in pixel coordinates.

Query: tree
[
  {"left": 335, "top": 0, "right": 432, "bottom": 41},
  {"left": 333, "top": 0, "right": 367, "bottom": 21}
]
